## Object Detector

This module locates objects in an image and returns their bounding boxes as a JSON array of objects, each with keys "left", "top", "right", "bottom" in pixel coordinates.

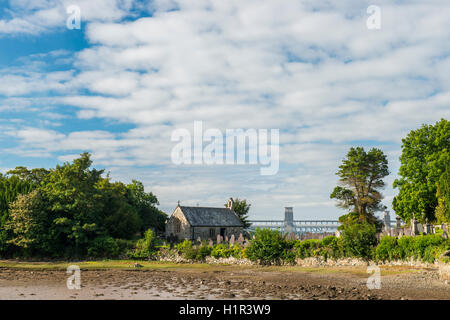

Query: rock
[
  {"left": 438, "top": 262, "right": 450, "bottom": 281},
  {"left": 439, "top": 250, "right": 450, "bottom": 260}
]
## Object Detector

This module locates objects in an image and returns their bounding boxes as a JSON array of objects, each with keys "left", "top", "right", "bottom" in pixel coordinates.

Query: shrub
[
  {"left": 87, "top": 236, "right": 120, "bottom": 258},
  {"left": 127, "top": 229, "right": 157, "bottom": 259},
  {"left": 341, "top": 222, "right": 378, "bottom": 259},
  {"left": 211, "top": 244, "right": 243, "bottom": 259},
  {"left": 294, "top": 239, "right": 320, "bottom": 259},
  {"left": 375, "top": 236, "right": 398, "bottom": 262},
  {"left": 175, "top": 239, "right": 193, "bottom": 254},
  {"left": 245, "top": 228, "right": 289, "bottom": 264},
  {"left": 376, "top": 235, "right": 449, "bottom": 263},
  {"left": 182, "top": 242, "right": 211, "bottom": 261},
  {"left": 396, "top": 236, "right": 414, "bottom": 260},
  {"left": 319, "top": 236, "right": 342, "bottom": 260},
  {"left": 115, "top": 239, "right": 136, "bottom": 255},
  {"left": 412, "top": 234, "right": 444, "bottom": 261}
]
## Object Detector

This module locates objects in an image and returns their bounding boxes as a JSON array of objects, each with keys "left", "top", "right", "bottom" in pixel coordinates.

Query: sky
[{"left": 0, "top": 0, "right": 449, "bottom": 221}]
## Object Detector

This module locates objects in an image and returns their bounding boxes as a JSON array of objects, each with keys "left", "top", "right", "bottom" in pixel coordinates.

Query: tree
[
  {"left": 225, "top": 198, "right": 251, "bottom": 228},
  {"left": 39, "top": 152, "right": 105, "bottom": 255},
  {"left": 126, "top": 180, "right": 167, "bottom": 234},
  {"left": 5, "top": 190, "right": 49, "bottom": 256},
  {"left": 97, "top": 178, "right": 141, "bottom": 239},
  {"left": 0, "top": 174, "right": 34, "bottom": 254},
  {"left": 7, "top": 167, "right": 49, "bottom": 185},
  {"left": 435, "top": 167, "right": 450, "bottom": 223},
  {"left": 330, "top": 147, "right": 388, "bottom": 230},
  {"left": 0, "top": 153, "right": 166, "bottom": 258},
  {"left": 393, "top": 119, "right": 450, "bottom": 223}
]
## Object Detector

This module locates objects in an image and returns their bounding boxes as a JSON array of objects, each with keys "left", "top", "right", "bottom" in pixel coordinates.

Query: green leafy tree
[
  {"left": 0, "top": 153, "right": 166, "bottom": 258},
  {"left": 225, "top": 198, "right": 251, "bottom": 229},
  {"left": 0, "top": 174, "right": 34, "bottom": 254},
  {"left": 5, "top": 190, "right": 49, "bottom": 256},
  {"left": 330, "top": 147, "right": 388, "bottom": 230},
  {"left": 97, "top": 178, "right": 141, "bottom": 239},
  {"left": 7, "top": 167, "right": 49, "bottom": 185},
  {"left": 126, "top": 180, "right": 167, "bottom": 234},
  {"left": 39, "top": 152, "right": 105, "bottom": 255},
  {"left": 435, "top": 167, "right": 450, "bottom": 223},
  {"left": 393, "top": 119, "right": 450, "bottom": 223}
]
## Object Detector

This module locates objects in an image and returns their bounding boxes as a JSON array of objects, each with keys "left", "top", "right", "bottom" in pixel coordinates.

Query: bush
[
  {"left": 115, "top": 239, "right": 136, "bottom": 255},
  {"left": 412, "top": 234, "right": 444, "bottom": 261},
  {"left": 294, "top": 239, "right": 320, "bottom": 259},
  {"left": 211, "top": 244, "right": 243, "bottom": 259},
  {"left": 175, "top": 239, "right": 193, "bottom": 254},
  {"left": 245, "top": 228, "right": 290, "bottom": 264},
  {"left": 319, "top": 236, "right": 343, "bottom": 260},
  {"left": 182, "top": 242, "right": 211, "bottom": 261},
  {"left": 376, "top": 234, "right": 449, "bottom": 263},
  {"left": 341, "top": 222, "right": 378, "bottom": 259},
  {"left": 87, "top": 236, "right": 120, "bottom": 258},
  {"left": 127, "top": 229, "right": 157, "bottom": 259},
  {"left": 375, "top": 236, "right": 398, "bottom": 262}
]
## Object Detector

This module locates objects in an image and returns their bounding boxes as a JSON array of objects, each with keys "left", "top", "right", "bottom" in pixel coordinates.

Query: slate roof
[{"left": 179, "top": 206, "right": 243, "bottom": 227}]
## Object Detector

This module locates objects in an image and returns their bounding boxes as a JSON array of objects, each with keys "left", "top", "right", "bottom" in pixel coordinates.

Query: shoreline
[{"left": 0, "top": 260, "right": 448, "bottom": 300}]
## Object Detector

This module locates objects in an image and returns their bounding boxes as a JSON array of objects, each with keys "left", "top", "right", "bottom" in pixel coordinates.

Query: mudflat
[{"left": 0, "top": 262, "right": 448, "bottom": 300}]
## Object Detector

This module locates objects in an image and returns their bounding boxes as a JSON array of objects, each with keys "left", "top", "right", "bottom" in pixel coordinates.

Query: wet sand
[{"left": 0, "top": 266, "right": 448, "bottom": 300}]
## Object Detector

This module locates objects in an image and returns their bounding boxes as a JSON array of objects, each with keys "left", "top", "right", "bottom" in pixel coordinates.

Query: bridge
[
  {"left": 247, "top": 219, "right": 340, "bottom": 234},
  {"left": 247, "top": 207, "right": 397, "bottom": 235}
]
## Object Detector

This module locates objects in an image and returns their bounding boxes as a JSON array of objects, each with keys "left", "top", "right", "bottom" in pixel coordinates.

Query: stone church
[{"left": 165, "top": 198, "right": 244, "bottom": 241}]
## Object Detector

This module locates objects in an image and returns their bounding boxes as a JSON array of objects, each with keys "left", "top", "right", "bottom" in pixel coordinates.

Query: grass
[{"left": 0, "top": 259, "right": 428, "bottom": 276}]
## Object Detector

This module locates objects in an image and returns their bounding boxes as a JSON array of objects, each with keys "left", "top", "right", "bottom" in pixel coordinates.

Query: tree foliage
[
  {"left": 393, "top": 119, "right": 450, "bottom": 223},
  {"left": 126, "top": 180, "right": 167, "bottom": 234},
  {"left": 435, "top": 167, "right": 450, "bottom": 223},
  {"left": 225, "top": 198, "right": 251, "bottom": 228},
  {"left": 0, "top": 153, "right": 167, "bottom": 258},
  {"left": 330, "top": 147, "right": 388, "bottom": 230},
  {"left": 0, "top": 174, "right": 35, "bottom": 253}
]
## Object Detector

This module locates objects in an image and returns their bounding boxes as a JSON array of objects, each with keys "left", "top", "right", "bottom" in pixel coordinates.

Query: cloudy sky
[{"left": 0, "top": 0, "right": 449, "bottom": 220}]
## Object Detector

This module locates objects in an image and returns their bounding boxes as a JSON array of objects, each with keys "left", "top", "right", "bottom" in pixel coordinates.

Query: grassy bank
[{"left": 0, "top": 259, "right": 429, "bottom": 277}]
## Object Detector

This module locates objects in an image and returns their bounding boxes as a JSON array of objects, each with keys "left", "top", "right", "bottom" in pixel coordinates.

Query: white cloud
[
  {"left": 2, "top": 0, "right": 450, "bottom": 219},
  {"left": 0, "top": 0, "right": 141, "bottom": 35}
]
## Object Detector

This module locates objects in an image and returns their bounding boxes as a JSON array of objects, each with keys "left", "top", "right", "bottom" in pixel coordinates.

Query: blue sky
[{"left": 0, "top": 0, "right": 449, "bottom": 220}]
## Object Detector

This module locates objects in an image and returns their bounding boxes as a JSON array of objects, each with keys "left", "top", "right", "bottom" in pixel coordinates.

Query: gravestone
[
  {"left": 396, "top": 216, "right": 402, "bottom": 229},
  {"left": 237, "top": 233, "right": 244, "bottom": 245}
]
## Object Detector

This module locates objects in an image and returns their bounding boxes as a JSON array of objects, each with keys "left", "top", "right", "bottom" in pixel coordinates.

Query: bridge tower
[{"left": 284, "top": 207, "right": 294, "bottom": 233}]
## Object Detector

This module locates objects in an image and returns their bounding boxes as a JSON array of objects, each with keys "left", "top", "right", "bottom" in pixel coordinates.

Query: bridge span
[
  {"left": 247, "top": 207, "right": 395, "bottom": 235},
  {"left": 247, "top": 219, "right": 340, "bottom": 234}
]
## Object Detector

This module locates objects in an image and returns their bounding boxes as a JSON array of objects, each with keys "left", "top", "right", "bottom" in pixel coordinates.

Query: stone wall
[
  {"left": 192, "top": 226, "right": 243, "bottom": 241},
  {"left": 165, "top": 207, "right": 192, "bottom": 240}
]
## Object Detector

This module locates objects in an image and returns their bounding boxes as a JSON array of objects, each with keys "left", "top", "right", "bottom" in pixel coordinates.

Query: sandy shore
[{"left": 0, "top": 264, "right": 448, "bottom": 300}]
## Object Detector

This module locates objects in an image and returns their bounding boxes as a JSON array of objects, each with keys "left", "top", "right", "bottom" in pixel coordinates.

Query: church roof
[{"left": 178, "top": 206, "right": 243, "bottom": 227}]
